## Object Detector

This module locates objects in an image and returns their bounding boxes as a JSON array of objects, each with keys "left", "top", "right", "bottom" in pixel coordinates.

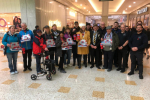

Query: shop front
[{"left": 129, "top": 5, "right": 150, "bottom": 28}]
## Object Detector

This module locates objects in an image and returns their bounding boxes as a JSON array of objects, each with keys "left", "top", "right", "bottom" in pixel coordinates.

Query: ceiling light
[
  {"left": 116, "top": 0, "right": 125, "bottom": 11},
  {"left": 80, "top": 4, "right": 82, "bottom": 6},
  {"left": 66, "top": 8, "right": 69, "bottom": 9},
  {"left": 88, "top": 0, "right": 98, "bottom": 12},
  {"left": 84, "top": 7, "right": 86, "bottom": 9},
  {"left": 89, "top": 11, "right": 90, "bottom": 13},
  {"left": 133, "top": 2, "right": 136, "bottom": 4},
  {"left": 75, "top": 0, "right": 77, "bottom": 2},
  {"left": 129, "top": 5, "right": 131, "bottom": 8},
  {"left": 126, "top": 8, "right": 127, "bottom": 10},
  {"left": 49, "top": 2, "right": 52, "bottom": 3},
  {"left": 87, "top": 10, "right": 88, "bottom": 11}
]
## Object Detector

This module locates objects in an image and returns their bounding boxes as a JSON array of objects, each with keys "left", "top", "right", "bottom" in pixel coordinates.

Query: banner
[
  {"left": 21, "top": 34, "right": 31, "bottom": 43},
  {"left": 101, "top": 39, "right": 112, "bottom": 46},
  {"left": 10, "top": 42, "right": 22, "bottom": 51},
  {"left": 61, "top": 42, "right": 68, "bottom": 50},
  {"left": 66, "top": 38, "right": 76, "bottom": 45},
  {"left": 46, "top": 39, "right": 55, "bottom": 48},
  {"left": 78, "top": 39, "right": 87, "bottom": 47}
]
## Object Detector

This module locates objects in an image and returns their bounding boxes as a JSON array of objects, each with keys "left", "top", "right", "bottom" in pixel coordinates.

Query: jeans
[
  {"left": 64, "top": 49, "right": 72, "bottom": 65},
  {"left": 59, "top": 50, "right": 66, "bottom": 70},
  {"left": 35, "top": 55, "right": 41, "bottom": 73},
  {"left": 6, "top": 52, "right": 18, "bottom": 72},
  {"left": 22, "top": 49, "right": 32, "bottom": 69}
]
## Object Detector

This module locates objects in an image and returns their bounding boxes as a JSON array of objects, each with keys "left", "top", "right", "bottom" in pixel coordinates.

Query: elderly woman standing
[
  {"left": 2, "top": 26, "right": 19, "bottom": 74},
  {"left": 76, "top": 25, "right": 91, "bottom": 68}
]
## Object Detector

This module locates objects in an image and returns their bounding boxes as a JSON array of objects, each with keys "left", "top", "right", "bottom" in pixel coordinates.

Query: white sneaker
[
  {"left": 37, "top": 73, "right": 44, "bottom": 77},
  {"left": 64, "top": 65, "right": 67, "bottom": 68},
  {"left": 67, "top": 64, "right": 72, "bottom": 67},
  {"left": 10, "top": 72, "right": 15, "bottom": 75},
  {"left": 15, "top": 71, "right": 19, "bottom": 74}
]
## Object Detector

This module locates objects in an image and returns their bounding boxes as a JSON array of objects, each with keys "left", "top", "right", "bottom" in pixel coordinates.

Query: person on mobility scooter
[{"left": 32, "top": 30, "right": 49, "bottom": 76}]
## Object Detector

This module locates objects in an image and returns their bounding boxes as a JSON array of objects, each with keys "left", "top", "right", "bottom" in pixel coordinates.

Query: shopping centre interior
[{"left": 0, "top": 0, "right": 150, "bottom": 99}]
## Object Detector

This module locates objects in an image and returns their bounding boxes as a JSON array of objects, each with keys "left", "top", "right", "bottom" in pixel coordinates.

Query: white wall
[
  {"left": 0, "top": 0, "right": 20, "bottom": 13},
  {"left": 35, "top": 0, "right": 66, "bottom": 31}
]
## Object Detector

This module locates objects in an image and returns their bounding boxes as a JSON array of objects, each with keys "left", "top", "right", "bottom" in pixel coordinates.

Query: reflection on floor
[{"left": 0, "top": 51, "right": 150, "bottom": 100}]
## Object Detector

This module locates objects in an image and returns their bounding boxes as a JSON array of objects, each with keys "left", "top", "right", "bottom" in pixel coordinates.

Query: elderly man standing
[
  {"left": 102, "top": 26, "right": 119, "bottom": 72},
  {"left": 19, "top": 23, "right": 34, "bottom": 71}
]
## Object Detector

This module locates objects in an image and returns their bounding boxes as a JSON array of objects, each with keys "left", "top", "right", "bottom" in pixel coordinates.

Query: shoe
[
  {"left": 139, "top": 75, "right": 143, "bottom": 79},
  {"left": 102, "top": 67, "right": 107, "bottom": 69},
  {"left": 96, "top": 66, "right": 100, "bottom": 69},
  {"left": 14, "top": 71, "right": 19, "bottom": 74},
  {"left": 125, "top": 66, "right": 128, "bottom": 68},
  {"left": 23, "top": 68, "right": 27, "bottom": 72},
  {"left": 88, "top": 62, "right": 91, "bottom": 64},
  {"left": 28, "top": 68, "right": 32, "bottom": 71},
  {"left": 107, "top": 69, "right": 112, "bottom": 72},
  {"left": 120, "top": 69, "right": 125, "bottom": 73},
  {"left": 114, "top": 65, "right": 118, "bottom": 67},
  {"left": 147, "top": 55, "right": 149, "bottom": 59},
  {"left": 128, "top": 72, "right": 134, "bottom": 75},
  {"left": 85, "top": 63, "right": 87, "bottom": 68},
  {"left": 73, "top": 63, "right": 75, "bottom": 66},
  {"left": 56, "top": 64, "right": 59, "bottom": 66},
  {"left": 10, "top": 72, "right": 15, "bottom": 75},
  {"left": 37, "top": 73, "right": 44, "bottom": 77},
  {"left": 58, "top": 68, "right": 60, "bottom": 71},
  {"left": 60, "top": 69, "right": 66, "bottom": 73},
  {"left": 67, "top": 64, "right": 72, "bottom": 67},
  {"left": 116, "top": 68, "right": 122, "bottom": 71},
  {"left": 90, "top": 66, "right": 94, "bottom": 68},
  {"left": 135, "top": 68, "right": 139, "bottom": 71},
  {"left": 78, "top": 66, "right": 81, "bottom": 69},
  {"left": 64, "top": 65, "right": 67, "bottom": 68}
]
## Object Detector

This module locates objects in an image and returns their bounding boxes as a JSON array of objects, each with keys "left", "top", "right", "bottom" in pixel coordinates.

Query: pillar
[
  {"left": 101, "top": 1, "right": 109, "bottom": 26},
  {"left": 20, "top": 0, "right": 36, "bottom": 31},
  {"left": 126, "top": 14, "right": 129, "bottom": 26}
]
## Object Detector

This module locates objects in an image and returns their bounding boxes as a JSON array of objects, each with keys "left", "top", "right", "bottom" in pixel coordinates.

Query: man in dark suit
[{"left": 90, "top": 24, "right": 102, "bottom": 69}]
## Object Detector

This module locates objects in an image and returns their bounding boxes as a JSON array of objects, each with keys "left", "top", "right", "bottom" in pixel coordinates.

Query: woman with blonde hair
[{"left": 76, "top": 24, "right": 91, "bottom": 68}]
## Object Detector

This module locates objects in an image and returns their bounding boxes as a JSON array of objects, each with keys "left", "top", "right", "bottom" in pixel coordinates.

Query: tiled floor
[{"left": 0, "top": 51, "right": 150, "bottom": 100}]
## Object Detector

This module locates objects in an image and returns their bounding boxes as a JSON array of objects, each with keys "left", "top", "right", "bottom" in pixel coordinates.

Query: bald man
[
  {"left": 117, "top": 24, "right": 130, "bottom": 72},
  {"left": 99, "top": 22, "right": 106, "bottom": 37}
]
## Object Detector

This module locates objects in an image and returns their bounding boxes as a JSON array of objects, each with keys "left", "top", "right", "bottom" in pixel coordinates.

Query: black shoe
[
  {"left": 96, "top": 66, "right": 100, "bottom": 69},
  {"left": 88, "top": 62, "right": 91, "bottom": 64},
  {"left": 90, "top": 66, "right": 94, "bottom": 68},
  {"left": 115, "top": 65, "right": 118, "bottom": 67},
  {"left": 102, "top": 67, "right": 107, "bottom": 69},
  {"left": 58, "top": 68, "right": 60, "bottom": 71},
  {"left": 128, "top": 72, "right": 134, "bottom": 75},
  {"left": 60, "top": 69, "right": 66, "bottom": 73},
  {"left": 120, "top": 69, "right": 125, "bottom": 73},
  {"left": 23, "top": 68, "right": 27, "bottom": 72},
  {"left": 116, "top": 68, "right": 122, "bottom": 71},
  {"left": 125, "top": 66, "right": 128, "bottom": 68},
  {"left": 139, "top": 75, "right": 143, "bottom": 79},
  {"left": 135, "top": 68, "right": 139, "bottom": 71},
  {"left": 73, "top": 63, "right": 75, "bottom": 66},
  {"left": 85, "top": 63, "right": 87, "bottom": 68},
  {"left": 107, "top": 69, "right": 112, "bottom": 72},
  {"left": 78, "top": 66, "right": 81, "bottom": 69},
  {"left": 28, "top": 68, "right": 32, "bottom": 71},
  {"left": 56, "top": 64, "right": 59, "bottom": 66}
]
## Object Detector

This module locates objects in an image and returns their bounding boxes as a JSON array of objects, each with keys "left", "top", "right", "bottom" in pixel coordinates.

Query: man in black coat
[
  {"left": 33, "top": 25, "right": 39, "bottom": 36},
  {"left": 90, "top": 24, "right": 102, "bottom": 69},
  {"left": 71, "top": 21, "right": 80, "bottom": 66},
  {"left": 128, "top": 24, "right": 148, "bottom": 79}
]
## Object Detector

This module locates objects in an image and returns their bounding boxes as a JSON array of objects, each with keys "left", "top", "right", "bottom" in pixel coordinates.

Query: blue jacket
[
  {"left": 2, "top": 32, "right": 19, "bottom": 54},
  {"left": 112, "top": 28, "right": 121, "bottom": 35},
  {"left": 19, "top": 29, "right": 34, "bottom": 50}
]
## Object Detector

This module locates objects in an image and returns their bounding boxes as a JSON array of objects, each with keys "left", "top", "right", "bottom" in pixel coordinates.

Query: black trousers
[
  {"left": 91, "top": 48, "right": 101, "bottom": 67},
  {"left": 118, "top": 49, "right": 128, "bottom": 70},
  {"left": 130, "top": 51, "right": 143, "bottom": 75},
  {"left": 22, "top": 49, "right": 32, "bottom": 69},
  {"left": 35, "top": 55, "right": 41, "bottom": 73},
  {"left": 88, "top": 46, "right": 91, "bottom": 63},
  {"left": 99, "top": 50, "right": 102, "bottom": 66},
  {"left": 113, "top": 49, "right": 118, "bottom": 66},
  {"left": 59, "top": 50, "right": 66, "bottom": 70},
  {"left": 78, "top": 55, "right": 87, "bottom": 66},
  {"left": 104, "top": 51, "right": 114, "bottom": 70}
]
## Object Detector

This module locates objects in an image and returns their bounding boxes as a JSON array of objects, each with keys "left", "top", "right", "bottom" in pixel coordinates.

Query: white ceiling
[{"left": 55, "top": 0, "right": 150, "bottom": 15}]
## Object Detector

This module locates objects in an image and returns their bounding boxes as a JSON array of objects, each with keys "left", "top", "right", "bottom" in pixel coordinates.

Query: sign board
[
  {"left": 46, "top": 39, "right": 55, "bottom": 48},
  {"left": 78, "top": 39, "right": 87, "bottom": 47},
  {"left": 10, "top": 42, "right": 22, "bottom": 51},
  {"left": 137, "top": 7, "right": 148, "bottom": 14}
]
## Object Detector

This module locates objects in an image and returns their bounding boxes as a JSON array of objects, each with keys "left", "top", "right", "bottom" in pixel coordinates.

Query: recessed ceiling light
[
  {"left": 133, "top": 2, "right": 136, "bottom": 4},
  {"left": 84, "top": 7, "right": 86, "bottom": 9},
  {"left": 80, "top": 4, "right": 82, "bottom": 6},
  {"left": 66, "top": 8, "right": 69, "bottom": 9},
  {"left": 129, "top": 5, "right": 131, "bottom": 8},
  {"left": 49, "top": 2, "right": 52, "bottom": 3},
  {"left": 126, "top": 8, "right": 127, "bottom": 10},
  {"left": 75, "top": 0, "right": 77, "bottom": 2},
  {"left": 89, "top": 11, "right": 90, "bottom": 13},
  {"left": 87, "top": 10, "right": 88, "bottom": 11}
]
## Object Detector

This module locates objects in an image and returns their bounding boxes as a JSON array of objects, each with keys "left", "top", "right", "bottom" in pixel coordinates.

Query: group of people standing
[{"left": 2, "top": 20, "right": 149, "bottom": 79}]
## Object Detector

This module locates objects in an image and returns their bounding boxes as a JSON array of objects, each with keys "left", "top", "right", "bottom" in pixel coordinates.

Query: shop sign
[
  {"left": 69, "top": 11, "right": 75, "bottom": 17},
  {"left": 137, "top": 7, "right": 148, "bottom": 14},
  {"left": 49, "top": 20, "right": 61, "bottom": 27},
  {"left": 0, "top": 18, "right": 7, "bottom": 27}
]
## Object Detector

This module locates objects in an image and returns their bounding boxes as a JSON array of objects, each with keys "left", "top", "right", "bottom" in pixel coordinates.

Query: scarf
[{"left": 104, "top": 32, "right": 112, "bottom": 39}]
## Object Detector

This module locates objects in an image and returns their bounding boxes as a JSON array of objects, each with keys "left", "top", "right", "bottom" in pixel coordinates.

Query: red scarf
[{"left": 60, "top": 37, "right": 64, "bottom": 41}]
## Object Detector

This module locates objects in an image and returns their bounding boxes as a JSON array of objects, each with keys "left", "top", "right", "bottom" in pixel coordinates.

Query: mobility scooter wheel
[
  {"left": 31, "top": 74, "right": 37, "bottom": 80},
  {"left": 52, "top": 70, "right": 56, "bottom": 75},
  {"left": 46, "top": 74, "right": 52, "bottom": 80}
]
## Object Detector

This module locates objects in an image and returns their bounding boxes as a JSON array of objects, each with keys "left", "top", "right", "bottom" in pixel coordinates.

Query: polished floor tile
[{"left": 0, "top": 52, "right": 150, "bottom": 100}]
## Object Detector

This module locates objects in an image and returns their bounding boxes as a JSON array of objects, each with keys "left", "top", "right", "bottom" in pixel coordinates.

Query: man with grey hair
[{"left": 19, "top": 22, "right": 34, "bottom": 71}]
